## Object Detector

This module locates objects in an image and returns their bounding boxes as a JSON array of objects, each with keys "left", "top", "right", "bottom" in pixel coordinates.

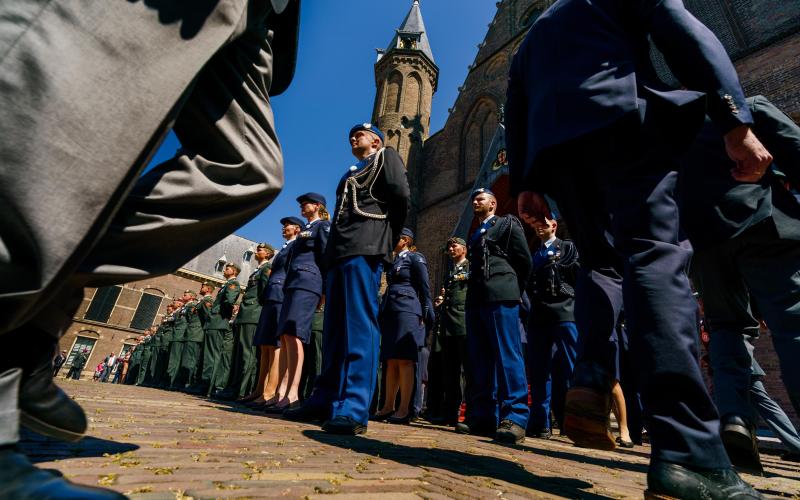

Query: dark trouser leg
[
  {"left": 136, "top": 355, "right": 150, "bottom": 385},
  {"left": 440, "top": 336, "right": 466, "bottom": 423},
  {"left": 425, "top": 349, "right": 444, "bottom": 419},
  {"left": 237, "top": 324, "right": 258, "bottom": 398},
  {"left": 201, "top": 331, "right": 222, "bottom": 392},
  {"left": 690, "top": 245, "right": 758, "bottom": 424},
  {"left": 0, "top": 369, "right": 21, "bottom": 447},
  {"left": 179, "top": 342, "right": 201, "bottom": 388},
  {"left": 552, "top": 321, "right": 579, "bottom": 428},
  {"left": 225, "top": 324, "right": 246, "bottom": 396},
  {"left": 736, "top": 232, "right": 800, "bottom": 416},
  {"left": 167, "top": 342, "right": 184, "bottom": 388},
  {"left": 550, "top": 149, "right": 728, "bottom": 469},
  {"left": 465, "top": 307, "right": 497, "bottom": 426},
  {"left": 210, "top": 327, "right": 234, "bottom": 395},
  {"left": 300, "top": 311, "right": 324, "bottom": 400},
  {"left": 527, "top": 322, "right": 555, "bottom": 431},
  {"left": 618, "top": 327, "right": 644, "bottom": 443},
  {"left": 329, "top": 257, "right": 383, "bottom": 426},
  {"left": 751, "top": 378, "right": 800, "bottom": 453}
]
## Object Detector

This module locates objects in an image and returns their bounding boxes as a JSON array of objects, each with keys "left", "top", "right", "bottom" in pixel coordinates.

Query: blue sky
[{"left": 147, "top": 1, "right": 498, "bottom": 249}]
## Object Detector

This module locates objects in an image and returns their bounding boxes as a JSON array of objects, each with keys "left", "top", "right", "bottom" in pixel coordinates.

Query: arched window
[
  {"left": 520, "top": 6, "right": 543, "bottom": 29},
  {"left": 403, "top": 72, "right": 422, "bottom": 116},
  {"left": 460, "top": 99, "right": 499, "bottom": 184},
  {"left": 383, "top": 71, "right": 403, "bottom": 114}
]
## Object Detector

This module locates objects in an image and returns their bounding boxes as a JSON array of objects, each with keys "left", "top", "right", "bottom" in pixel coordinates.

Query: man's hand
[
  {"left": 517, "top": 191, "right": 551, "bottom": 226},
  {"left": 725, "top": 125, "right": 773, "bottom": 183}
]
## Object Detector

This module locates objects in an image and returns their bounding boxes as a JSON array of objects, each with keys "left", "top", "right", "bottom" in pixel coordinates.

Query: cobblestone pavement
[{"left": 19, "top": 380, "right": 799, "bottom": 499}]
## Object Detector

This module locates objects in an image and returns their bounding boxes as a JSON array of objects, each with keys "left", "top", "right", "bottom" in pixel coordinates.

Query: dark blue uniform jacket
[
  {"left": 261, "top": 240, "right": 295, "bottom": 304},
  {"left": 383, "top": 251, "right": 435, "bottom": 326},
  {"left": 284, "top": 219, "right": 330, "bottom": 295}
]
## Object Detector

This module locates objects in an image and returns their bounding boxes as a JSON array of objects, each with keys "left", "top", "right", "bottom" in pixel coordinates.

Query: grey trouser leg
[
  {"left": 0, "top": 369, "right": 21, "bottom": 447},
  {"left": 0, "top": 1, "right": 280, "bottom": 336},
  {"left": 751, "top": 379, "right": 800, "bottom": 454}
]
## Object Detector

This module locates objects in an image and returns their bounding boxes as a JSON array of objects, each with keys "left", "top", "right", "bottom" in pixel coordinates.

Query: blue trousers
[
  {"left": 527, "top": 321, "right": 578, "bottom": 431},
  {"left": 547, "top": 123, "right": 730, "bottom": 469},
  {"left": 307, "top": 256, "right": 383, "bottom": 425},
  {"left": 465, "top": 302, "right": 530, "bottom": 429}
]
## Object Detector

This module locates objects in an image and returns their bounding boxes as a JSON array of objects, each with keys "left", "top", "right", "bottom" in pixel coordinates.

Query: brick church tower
[{"left": 372, "top": 0, "right": 439, "bottom": 226}]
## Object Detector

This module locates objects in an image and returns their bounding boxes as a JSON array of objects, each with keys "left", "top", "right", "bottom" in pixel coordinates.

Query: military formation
[{"left": 2, "top": 1, "right": 800, "bottom": 499}]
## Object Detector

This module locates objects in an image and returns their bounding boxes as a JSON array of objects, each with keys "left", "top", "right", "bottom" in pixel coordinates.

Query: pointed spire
[{"left": 385, "top": 0, "right": 435, "bottom": 64}]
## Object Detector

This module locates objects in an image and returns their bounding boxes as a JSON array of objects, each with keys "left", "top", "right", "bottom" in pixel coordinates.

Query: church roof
[{"left": 384, "top": 0, "right": 435, "bottom": 64}]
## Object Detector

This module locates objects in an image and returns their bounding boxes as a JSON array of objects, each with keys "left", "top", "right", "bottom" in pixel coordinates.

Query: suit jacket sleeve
[
  {"left": 506, "top": 46, "right": 529, "bottom": 197},
  {"left": 749, "top": 95, "right": 800, "bottom": 187},
  {"left": 410, "top": 254, "right": 435, "bottom": 326},
  {"left": 315, "top": 221, "right": 331, "bottom": 280},
  {"left": 558, "top": 240, "right": 580, "bottom": 286},
  {"left": 635, "top": 0, "right": 752, "bottom": 133},
  {"left": 223, "top": 281, "right": 241, "bottom": 313},
  {"left": 508, "top": 218, "right": 533, "bottom": 296},
  {"left": 382, "top": 148, "right": 411, "bottom": 245}
]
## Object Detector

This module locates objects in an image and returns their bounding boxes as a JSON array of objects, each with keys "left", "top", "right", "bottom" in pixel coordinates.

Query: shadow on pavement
[
  {"left": 18, "top": 429, "right": 139, "bottom": 464},
  {"left": 303, "top": 429, "right": 609, "bottom": 499}
]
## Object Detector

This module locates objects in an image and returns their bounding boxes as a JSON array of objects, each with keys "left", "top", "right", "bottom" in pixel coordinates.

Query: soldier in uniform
[
  {"left": 147, "top": 305, "right": 173, "bottom": 388},
  {"left": 66, "top": 349, "right": 89, "bottom": 381},
  {"left": 167, "top": 298, "right": 188, "bottom": 390},
  {"left": 207, "top": 264, "right": 242, "bottom": 398},
  {"left": 506, "top": 0, "right": 771, "bottom": 495},
  {"left": 269, "top": 193, "right": 330, "bottom": 412},
  {"left": 526, "top": 216, "right": 580, "bottom": 439},
  {"left": 156, "top": 305, "right": 176, "bottom": 388},
  {"left": 136, "top": 329, "right": 155, "bottom": 386},
  {"left": 373, "top": 228, "right": 433, "bottom": 424},
  {"left": 285, "top": 123, "right": 410, "bottom": 435},
  {"left": 247, "top": 218, "right": 302, "bottom": 407},
  {"left": 125, "top": 338, "right": 143, "bottom": 385},
  {"left": 188, "top": 283, "right": 217, "bottom": 394},
  {"left": 178, "top": 289, "right": 205, "bottom": 392},
  {"left": 428, "top": 237, "right": 470, "bottom": 426},
  {"left": 217, "top": 244, "right": 274, "bottom": 400},
  {"left": 458, "top": 188, "right": 532, "bottom": 444}
]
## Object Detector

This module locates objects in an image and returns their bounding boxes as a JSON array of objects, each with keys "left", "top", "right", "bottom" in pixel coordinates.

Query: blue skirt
[
  {"left": 276, "top": 288, "right": 320, "bottom": 344},
  {"left": 380, "top": 310, "right": 423, "bottom": 361},
  {"left": 253, "top": 301, "right": 281, "bottom": 347}
]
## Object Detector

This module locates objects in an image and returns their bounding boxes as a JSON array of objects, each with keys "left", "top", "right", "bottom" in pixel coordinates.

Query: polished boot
[
  {"left": 283, "top": 402, "right": 329, "bottom": 423},
  {"left": 495, "top": 420, "right": 526, "bottom": 444},
  {"left": 322, "top": 416, "right": 367, "bottom": 435},
  {"left": 454, "top": 419, "right": 496, "bottom": 437},
  {"left": 2, "top": 330, "right": 87, "bottom": 442},
  {"left": 644, "top": 460, "right": 762, "bottom": 499},
  {"left": 720, "top": 415, "right": 763, "bottom": 475},
  {"left": 0, "top": 447, "right": 126, "bottom": 499},
  {"left": 563, "top": 362, "right": 615, "bottom": 451}
]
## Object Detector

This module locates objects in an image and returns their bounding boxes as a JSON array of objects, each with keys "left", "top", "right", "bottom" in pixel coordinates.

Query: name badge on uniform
[{"left": 300, "top": 230, "right": 312, "bottom": 238}]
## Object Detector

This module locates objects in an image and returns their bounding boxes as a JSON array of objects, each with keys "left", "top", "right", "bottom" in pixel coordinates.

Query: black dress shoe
[
  {"left": 527, "top": 427, "right": 552, "bottom": 439},
  {"left": 0, "top": 447, "right": 126, "bottom": 499},
  {"left": 721, "top": 415, "right": 763, "bottom": 475},
  {"left": 283, "top": 402, "right": 329, "bottom": 422},
  {"left": 495, "top": 420, "right": 526, "bottom": 444},
  {"left": 14, "top": 338, "right": 87, "bottom": 442},
  {"left": 645, "top": 460, "right": 762, "bottom": 499},
  {"left": 454, "top": 420, "right": 496, "bottom": 437},
  {"left": 387, "top": 414, "right": 411, "bottom": 425},
  {"left": 369, "top": 411, "right": 393, "bottom": 422},
  {"left": 781, "top": 451, "right": 800, "bottom": 462},
  {"left": 322, "top": 416, "right": 367, "bottom": 435},
  {"left": 616, "top": 436, "right": 635, "bottom": 448}
]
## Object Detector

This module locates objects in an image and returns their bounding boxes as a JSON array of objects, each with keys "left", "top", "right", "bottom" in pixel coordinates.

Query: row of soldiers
[{"left": 124, "top": 245, "right": 273, "bottom": 399}]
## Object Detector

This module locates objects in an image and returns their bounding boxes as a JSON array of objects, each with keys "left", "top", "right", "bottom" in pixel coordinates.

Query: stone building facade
[
  {"left": 56, "top": 233, "right": 259, "bottom": 379},
  {"left": 382, "top": 1, "right": 798, "bottom": 424}
]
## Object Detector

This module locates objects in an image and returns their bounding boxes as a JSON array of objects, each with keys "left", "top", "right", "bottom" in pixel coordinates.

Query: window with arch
[
  {"left": 461, "top": 99, "right": 499, "bottom": 183},
  {"left": 403, "top": 72, "right": 423, "bottom": 116},
  {"left": 130, "top": 289, "right": 165, "bottom": 331},
  {"left": 66, "top": 333, "right": 98, "bottom": 367},
  {"left": 520, "top": 5, "right": 544, "bottom": 29},
  {"left": 383, "top": 71, "right": 403, "bottom": 114}
]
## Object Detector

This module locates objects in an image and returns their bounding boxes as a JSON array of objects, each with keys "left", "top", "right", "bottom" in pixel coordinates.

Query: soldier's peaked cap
[
  {"left": 471, "top": 187, "right": 495, "bottom": 199},
  {"left": 349, "top": 122, "right": 385, "bottom": 143},
  {"left": 296, "top": 192, "right": 327, "bottom": 206},
  {"left": 280, "top": 216, "right": 305, "bottom": 227}
]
